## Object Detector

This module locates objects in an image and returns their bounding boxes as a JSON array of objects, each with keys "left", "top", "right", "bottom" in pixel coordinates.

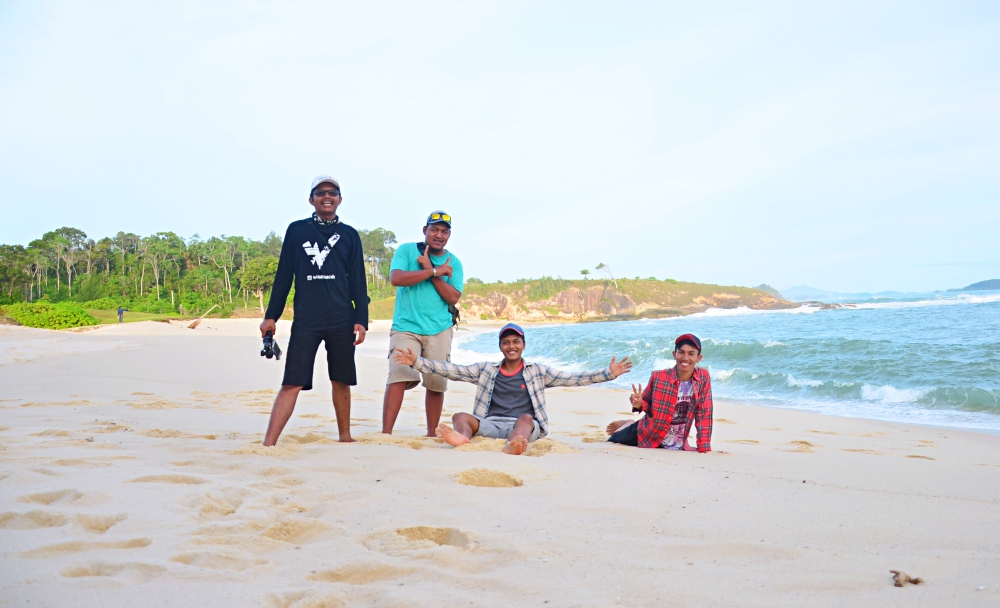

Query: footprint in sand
[
  {"left": 231, "top": 443, "right": 299, "bottom": 456},
  {"left": 259, "top": 466, "right": 293, "bottom": 476},
  {"left": 144, "top": 429, "right": 217, "bottom": 440},
  {"left": 454, "top": 468, "right": 523, "bottom": 488},
  {"left": 355, "top": 433, "right": 430, "bottom": 450},
  {"left": 18, "top": 489, "right": 83, "bottom": 505},
  {"left": 53, "top": 458, "right": 113, "bottom": 468},
  {"left": 261, "top": 518, "right": 332, "bottom": 544},
  {"left": 171, "top": 551, "right": 267, "bottom": 571},
  {"left": 782, "top": 441, "right": 817, "bottom": 453},
  {"left": 307, "top": 563, "right": 414, "bottom": 584},
  {"left": 21, "top": 537, "right": 150, "bottom": 558},
  {"left": 397, "top": 526, "right": 469, "bottom": 547},
  {"left": 727, "top": 439, "right": 759, "bottom": 445},
  {"left": 280, "top": 432, "right": 334, "bottom": 445},
  {"left": 130, "top": 474, "right": 208, "bottom": 484},
  {"left": 364, "top": 526, "right": 472, "bottom": 556},
  {"left": 263, "top": 591, "right": 346, "bottom": 608},
  {"left": 906, "top": 454, "right": 935, "bottom": 460},
  {"left": 31, "top": 429, "right": 71, "bottom": 437},
  {"left": 188, "top": 488, "right": 251, "bottom": 520},
  {"left": 74, "top": 513, "right": 128, "bottom": 534},
  {"left": 841, "top": 448, "right": 881, "bottom": 455},
  {"left": 0, "top": 510, "right": 68, "bottom": 529},
  {"left": 61, "top": 561, "right": 166, "bottom": 582},
  {"left": 452, "top": 437, "right": 574, "bottom": 457}
]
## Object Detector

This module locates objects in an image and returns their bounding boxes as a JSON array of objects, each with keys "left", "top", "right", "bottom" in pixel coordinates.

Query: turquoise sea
[{"left": 453, "top": 291, "right": 1000, "bottom": 433}]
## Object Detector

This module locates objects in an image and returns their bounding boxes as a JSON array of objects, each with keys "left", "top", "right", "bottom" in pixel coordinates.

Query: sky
[{"left": 1, "top": 0, "right": 998, "bottom": 293}]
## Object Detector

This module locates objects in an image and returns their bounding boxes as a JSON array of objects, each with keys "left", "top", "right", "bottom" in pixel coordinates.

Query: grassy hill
[{"left": 371, "top": 277, "right": 796, "bottom": 322}]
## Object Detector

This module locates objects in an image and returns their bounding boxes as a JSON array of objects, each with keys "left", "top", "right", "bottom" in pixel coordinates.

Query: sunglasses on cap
[{"left": 428, "top": 212, "right": 451, "bottom": 223}]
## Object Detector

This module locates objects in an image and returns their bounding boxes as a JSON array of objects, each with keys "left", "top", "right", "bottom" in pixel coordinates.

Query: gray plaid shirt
[{"left": 412, "top": 357, "right": 615, "bottom": 438}]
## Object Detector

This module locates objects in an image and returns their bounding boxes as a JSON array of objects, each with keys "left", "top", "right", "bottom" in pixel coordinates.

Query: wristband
[{"left": 432, "top": 267, "right": 437, "bottom": 277}]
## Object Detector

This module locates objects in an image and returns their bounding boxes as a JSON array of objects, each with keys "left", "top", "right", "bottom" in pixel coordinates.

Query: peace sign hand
[{"left": 629, "top": 383, "right": 644, "bottom": 411}]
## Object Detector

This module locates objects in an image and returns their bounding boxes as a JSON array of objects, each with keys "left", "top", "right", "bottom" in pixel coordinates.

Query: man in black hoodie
[{"left": 259, "top": 175, "right": 369, "bottom": 445}]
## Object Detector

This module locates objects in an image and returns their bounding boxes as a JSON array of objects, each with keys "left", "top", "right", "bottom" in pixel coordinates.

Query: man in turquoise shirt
[{"left": 382, "top": 211, "right": 464, "bottom": 437}]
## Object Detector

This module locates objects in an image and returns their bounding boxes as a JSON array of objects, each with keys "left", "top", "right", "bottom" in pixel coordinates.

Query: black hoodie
[{"left": 264, "top": 217, "right": 369, "bottom": 330}]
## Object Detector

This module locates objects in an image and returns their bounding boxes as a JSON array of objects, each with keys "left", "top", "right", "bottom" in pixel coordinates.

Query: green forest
[{"left": 0, "top": 226, "right": 399, "bottom": 328}]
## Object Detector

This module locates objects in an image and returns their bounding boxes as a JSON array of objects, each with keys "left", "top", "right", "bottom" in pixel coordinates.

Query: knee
[
  {"left": 517, "top": 414, "right": 534, "bottom": 424},
  {"left": 453, "top": 413, "right": 473, "bottom": 424}
]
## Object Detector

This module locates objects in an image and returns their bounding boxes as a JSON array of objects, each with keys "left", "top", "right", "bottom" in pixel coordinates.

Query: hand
[
  {"left": 608, "top": 355, "right": 632, "bottom": 378},
  {"left": 353, "top": 324, "right": 366, "bottom": 346},
  {"left": 260, "top": 318, "right": 276, "bottom": 337},
  {"left": 434, "top": 257, "right": 453, "bottom": 279},
  {"left": 629, "top": 383, "right": 643, "bottom": 410},
  {"left": 416, "top": 246, "right": 433, "bottom": 270},
  {"left": 393, "top": 347, "right": 417, "bottom": 367}
]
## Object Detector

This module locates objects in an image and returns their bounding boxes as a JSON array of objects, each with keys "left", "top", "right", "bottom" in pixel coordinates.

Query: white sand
[{"left": 1, "top": 320, "right": 999, "bottom": 606}]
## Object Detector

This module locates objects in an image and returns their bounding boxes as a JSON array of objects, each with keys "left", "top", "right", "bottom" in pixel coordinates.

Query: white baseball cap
[{"left": 310, "top": 175, "right": 341, "bottom": 194}]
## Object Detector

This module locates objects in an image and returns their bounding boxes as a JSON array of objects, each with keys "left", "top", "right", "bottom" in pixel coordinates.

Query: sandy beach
[{"left": 1, "top": 319, "right": 998, "bottom": 607}]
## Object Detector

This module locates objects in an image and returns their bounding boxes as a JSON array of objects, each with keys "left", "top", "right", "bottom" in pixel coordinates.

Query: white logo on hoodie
[{"left": 302, "top": 233, "right": 341, "bottom": 270}]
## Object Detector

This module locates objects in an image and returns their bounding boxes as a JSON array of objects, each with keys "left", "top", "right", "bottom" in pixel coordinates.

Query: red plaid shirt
[{"left": 636, "top": 367, "right": 714, "bottom": 452}]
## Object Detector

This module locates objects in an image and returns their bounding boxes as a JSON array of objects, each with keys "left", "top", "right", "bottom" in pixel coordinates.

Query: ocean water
[{"left": 453, "top": 291, "right": 1000, "bottom": 433}]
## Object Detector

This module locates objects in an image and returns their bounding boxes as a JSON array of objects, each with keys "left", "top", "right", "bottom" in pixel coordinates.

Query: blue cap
[{"left": 499, "top": 323, "right": 524, "bottom": 340}]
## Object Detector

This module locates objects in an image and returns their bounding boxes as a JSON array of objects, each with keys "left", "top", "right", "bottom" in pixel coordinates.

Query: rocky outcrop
[{"left": 459, "top": 282, "right": 797, "bottom": 322}]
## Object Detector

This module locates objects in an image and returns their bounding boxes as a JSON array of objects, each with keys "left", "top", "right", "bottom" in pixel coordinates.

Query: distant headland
[{"left": 949, "top": 279, "right": 1000, "bottom": 292}]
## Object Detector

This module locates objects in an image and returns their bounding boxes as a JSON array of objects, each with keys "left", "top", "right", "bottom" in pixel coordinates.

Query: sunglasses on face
[
  {"left": 429, "top": 212, "right": 451, "bottom": 223},
  {"left": 313, "top": 189, "right": 340, "bottom": 198}
]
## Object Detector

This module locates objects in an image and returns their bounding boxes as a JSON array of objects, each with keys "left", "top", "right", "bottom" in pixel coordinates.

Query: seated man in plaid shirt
[
  {"left": 393, "top": 323, "right": 633, "bottom": 455},
  {"left": 606, "top": 333, "right": 715, "bottom": 452}
]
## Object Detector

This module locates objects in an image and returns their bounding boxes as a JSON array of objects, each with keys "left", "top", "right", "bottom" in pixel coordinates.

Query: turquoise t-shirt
[{"left": 390, "top": 242, "right": 464, "bottom": 335}]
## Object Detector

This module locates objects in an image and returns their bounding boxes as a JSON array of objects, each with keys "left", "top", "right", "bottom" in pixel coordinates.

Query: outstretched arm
[
  {"left": 543, "top": 355, "right": 632, "bottom": 388},
  {"left": 394, "top": 349, "right": 484, "bottom": 383}
]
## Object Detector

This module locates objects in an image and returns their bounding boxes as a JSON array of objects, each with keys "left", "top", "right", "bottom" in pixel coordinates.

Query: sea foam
[{"left": 860, "top": 384, "right": 928, "bottom": 404}]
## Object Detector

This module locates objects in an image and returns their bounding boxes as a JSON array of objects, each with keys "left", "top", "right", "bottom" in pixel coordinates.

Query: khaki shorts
[
  {"left": 387, "top": 327, "right": 454, "bottom": 392},
  {"left": 475, "top": 415, "right": 541, "bottom": 442}
]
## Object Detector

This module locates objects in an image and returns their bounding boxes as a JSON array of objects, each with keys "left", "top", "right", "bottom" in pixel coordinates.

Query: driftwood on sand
[
  {"left": 187, "top": 304, "right": 220, "bottom": 329},
  {"left": 890, "top": 570, "right": 924, "bottom": 587}
]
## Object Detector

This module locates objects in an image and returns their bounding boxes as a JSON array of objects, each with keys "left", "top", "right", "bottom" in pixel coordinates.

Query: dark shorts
[
  {"left": 282, "top": 327, "right": 357, "bottom": 390},
  {"left": 608, "top": 421, "right": 639, "bottom": 446}
]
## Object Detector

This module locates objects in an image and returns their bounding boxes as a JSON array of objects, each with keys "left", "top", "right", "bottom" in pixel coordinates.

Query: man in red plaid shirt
[{"left": 606, "top": 333, "right": 715, "bottom": 452}]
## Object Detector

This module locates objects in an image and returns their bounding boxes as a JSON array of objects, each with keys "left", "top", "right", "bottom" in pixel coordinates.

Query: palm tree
[{"left": 595, "top": 263, "right": 618, "bottom": 289}]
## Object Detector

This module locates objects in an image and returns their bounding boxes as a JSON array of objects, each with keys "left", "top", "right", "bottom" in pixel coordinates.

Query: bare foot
[
  {"left": 339, "top": 436, "right": 356, "bottom": 443},
  {"left": 502, "top": 435, "right": 528, "bottom": 455},
  {"left": 606, "top": 420, "right": 632, "bottom": 435},
  {"left": 435, "top": 424, "right": 471, "bottom": 447}
]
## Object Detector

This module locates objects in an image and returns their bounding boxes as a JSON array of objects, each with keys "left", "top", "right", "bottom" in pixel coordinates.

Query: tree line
[{"left": 0, "top": 226, "right": 399, "bottom": 315}]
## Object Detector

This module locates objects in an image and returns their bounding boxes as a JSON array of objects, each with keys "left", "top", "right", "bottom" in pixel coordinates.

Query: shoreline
[{"left": 6, "top": 318, "right": 998, "bottom": 439}]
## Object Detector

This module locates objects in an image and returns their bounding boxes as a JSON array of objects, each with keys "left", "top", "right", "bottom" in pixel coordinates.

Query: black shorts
[
  {"left": 608, "top": 421, "right": 639, "bottom": 446},
  {"left": 282, "top": 327, "right": 357, "bottom": 390}
]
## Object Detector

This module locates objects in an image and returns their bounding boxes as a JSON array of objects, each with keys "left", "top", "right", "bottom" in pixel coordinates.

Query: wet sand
[{"left": 1, "top": 320, "right": 998, "bottom": 607}]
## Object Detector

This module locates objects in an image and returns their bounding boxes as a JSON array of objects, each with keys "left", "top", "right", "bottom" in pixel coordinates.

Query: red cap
[{"left": 675, "top": 333, "right": 702, "bottom": 351}]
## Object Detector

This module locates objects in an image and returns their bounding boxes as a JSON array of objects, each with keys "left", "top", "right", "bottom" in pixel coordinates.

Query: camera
[{"left": 261, "top": 330, "right": 282, "bottom": 361}]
